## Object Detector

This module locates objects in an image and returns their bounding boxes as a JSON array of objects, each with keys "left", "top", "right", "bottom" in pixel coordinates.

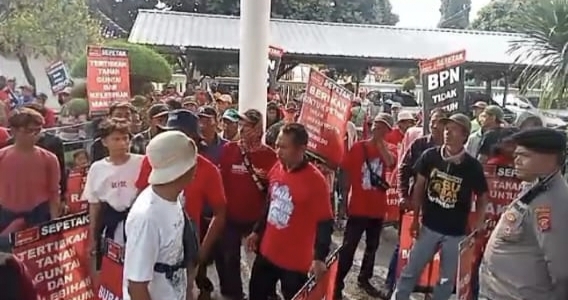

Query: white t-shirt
[
  {"left": 123, "top": 187, "right": 187, "bottom": 300},
  {"left": 82, "top": 154, "right": 144, "bottom": 244}
]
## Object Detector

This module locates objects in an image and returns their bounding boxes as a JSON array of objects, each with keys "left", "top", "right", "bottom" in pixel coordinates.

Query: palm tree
[{"left": 508, "top": 0, "right": 568, "bottom": 109}]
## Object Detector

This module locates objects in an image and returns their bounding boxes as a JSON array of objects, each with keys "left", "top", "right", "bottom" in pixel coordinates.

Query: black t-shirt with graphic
[{"left": 414, "top": 147, "right": 488, "bottom": 236}]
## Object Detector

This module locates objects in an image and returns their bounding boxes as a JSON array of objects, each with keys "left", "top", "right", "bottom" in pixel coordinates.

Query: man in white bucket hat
[{"left": 124, "top": 130, "right": 200, "bottom": 300}]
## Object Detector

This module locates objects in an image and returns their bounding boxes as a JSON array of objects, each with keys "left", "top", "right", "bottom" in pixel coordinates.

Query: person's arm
[
  {"left": 51, "top": 136, "right": 67, "bottom": 199},
  {"left": 46, "top": 152, "right": 61, "bottom": 219},
  {"left": 378, "top": 139, "right": 395, "bottom": 168},
  {"left": 313, "top": 173, "right": 334, "bottom": 263},
  {"left": 124, "top": 216, "right": 160, "bottom": 300},
  {"left": 135, "top": 156, "right": 151, "bottom": 194},
  {"left": 397, "top": 139, "right": 421, "bottom": 199},
  {"left": 410, "top": 151, "right": 432, "bottom": 223},
  {"left": 531, "top": 200, "right": 568, "bottom": 299},
  {"left": 200, "top": 166, "right": 226, "bottom": 262},
  {"left": 472, "top": 162, "right": 490, "bottom": 230},
  {"left": 82, "top": 164, "right": 101, "bottom": 251}
]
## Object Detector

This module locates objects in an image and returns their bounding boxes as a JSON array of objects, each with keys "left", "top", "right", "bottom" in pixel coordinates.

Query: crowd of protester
[{"left": 0, "top": 75, "right": 567, "bottom": 300}]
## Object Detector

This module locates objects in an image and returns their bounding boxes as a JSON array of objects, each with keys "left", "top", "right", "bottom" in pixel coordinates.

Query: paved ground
[{"left": 201, "top": 226, "right": 454, "bottom": 300}]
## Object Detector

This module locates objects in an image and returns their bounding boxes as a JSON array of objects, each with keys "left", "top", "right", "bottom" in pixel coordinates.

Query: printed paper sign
[
  {"left": 457, "top": 233, "right": 476, "bottom": 300},
  {"left": 46, "top": 61, "right": 72, "bottom": 94},
  {"left": 268, "top": 46, "right": 284, "bottom": 92},
  {"left": 298, "top": 69, "right": 353, "bottom": 166},
  {"left": 66, "top": 169, "right": 88, "bottom": 215},
  {"left": 97, "top": 239, "right": 123, "bottom": 300},
  {"left": 86, "top": 46, "right": 131, "bottom": 114},
  {"left": 10, "top": 213, "right": 95, "bottom": 300},
  {"left": 292, "top": 247, "right": 340, "bottom": 300},
  {"left": 419, "top": 50, "right": 466, "bottom": 134}
]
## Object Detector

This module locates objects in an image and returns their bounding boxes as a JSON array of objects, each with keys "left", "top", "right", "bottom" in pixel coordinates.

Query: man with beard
[
  {"left": 218, "top": 109, "right": 278, "bottom": 300},
  {"left": 391, "top": 113, "right": 489, "bottom": 300},
  {"left": 245, "top": 123, "right": 333, "bottom": 300}
]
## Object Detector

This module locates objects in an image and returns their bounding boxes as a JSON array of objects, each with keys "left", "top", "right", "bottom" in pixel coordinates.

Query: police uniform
[{"left": 479, "top": 128, "right": 568, "bottom": 300}]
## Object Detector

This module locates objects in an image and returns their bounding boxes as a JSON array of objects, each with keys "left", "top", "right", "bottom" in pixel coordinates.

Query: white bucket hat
[
  {"left": 397, "top": 111, "right": 415, "bottom": 122},
  {"left": 147, "top": 131, "right": 198, "bottom": 185}
]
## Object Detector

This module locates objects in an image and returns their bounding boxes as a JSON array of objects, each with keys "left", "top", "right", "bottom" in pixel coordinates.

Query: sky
[{"left": 391, "top": 0, "right": 492, "bottom": 28}]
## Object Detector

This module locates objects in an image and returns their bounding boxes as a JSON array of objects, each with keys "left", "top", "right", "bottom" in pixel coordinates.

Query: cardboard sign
[
  {"left": 292, "top": 247, "right": 340, "bottom": 300},
  {"left": 397, "top": 212, "right": 440, "bottom": 291},
  {"left": 268, "top": 46, "right": 284, "bottom": 93},
  {"left": 10, "top": 213, "right": 95, "bottom": 300},
  {"left": 86, "top": 46, "right": 131, "bottom": 114},
  {"left": 97, "top": 239, "right": 123, "bottom": 300},
  {"left": 46, "top": 61, "right": 72, "bottom": 94},
  {"left": 298, "top": 69, "right": 353, "bottom": 166},
  {"left": 419, "top": 50, "right": 466, "bottom": 134},
  {"left": 457, "top": 233, "right": 476, "bottom": 300},
  {"left": 66, "top": 169, "right": 88, "bottom": 215}
]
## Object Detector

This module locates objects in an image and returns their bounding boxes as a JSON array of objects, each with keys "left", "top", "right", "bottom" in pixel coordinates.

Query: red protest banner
[
  {"left": 292, "top": 248, "right": 340, "bottom": 300},
  {"left": 97, "top": 239, "right": 123, "bottom": 300},
  {"left": 66, "top": 168, "right": 88, "bottom": 215},
  {"left": 397, "top": 212, "right": 440, "bottom": 291},
  {"left": 457, "top": 233, "right": 476, "bottom": 300},
  {"left": 87, "top": 46, "right": 131, "bottom": 114},
  {"left": 11, "top": 213, "right": 94, "bottom": 300},
  {"left": 298, "top": 69, "right": 353, "bottom": 166}
]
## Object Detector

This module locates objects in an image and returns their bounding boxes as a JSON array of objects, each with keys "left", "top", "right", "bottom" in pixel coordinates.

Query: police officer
[{"left": 479, "top": 127, "right": 568, "bottom": 300}]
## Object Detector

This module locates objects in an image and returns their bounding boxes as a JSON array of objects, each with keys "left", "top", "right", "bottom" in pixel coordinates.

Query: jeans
[
  {"left": 218, "top": 220, "right": 255, "bottom": 298},
  {"left": 195, "top": 216, "right": 224, "bottom": 294},
  {"left": 391, "top": 226, "right": 463, "bottom": 300},
  {"left": 335, "top": 216, "right": 383, "bottom": 292},
  {"left": 385, "top": 243, "right": 400, "bottom": 289},
  {"left": 249, "top": 254, "right": 307, "bottom": 300}
]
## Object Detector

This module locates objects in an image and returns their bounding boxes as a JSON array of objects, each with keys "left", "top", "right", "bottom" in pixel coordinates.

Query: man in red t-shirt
[
  {"left": 218, "top": 108, "right": 277, "bottom": 299},
  {"left": 335, "top": 113, "right": 396, "bottom": 298},
  {"left": 245, "top": 123, "right": 333, "bottom": 300},
  {"left": 385, "top": 111, "right": 416, "bottom": 146},
  {"left": 134, "top": 109, "right": 227, "bottom": 299}
]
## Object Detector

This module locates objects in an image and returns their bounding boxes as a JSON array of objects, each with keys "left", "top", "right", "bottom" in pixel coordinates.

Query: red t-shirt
[
  {"left": 341, "top": 141, "right": 389, "bottom": 218},
  {"left": 219, "top": 142, "right": 277, "bottom": 222},
  {"left": 385, "top": 128, "right": 404, "bottom": 146},
  {"left": 135, "top": 155, "right": 226, "bottom": 231},
  {"left": 0, "top": 127, "right": 9, "bottom": 148},
  {"left": 260, "top": 162, "right": 333, "bottom": 273},
  {"left": 43, "top": 108, "right": 56, "bottom": 128}
]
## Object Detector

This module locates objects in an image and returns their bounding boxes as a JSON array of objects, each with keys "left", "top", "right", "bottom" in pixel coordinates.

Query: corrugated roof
[{"left": 129, "top": 9, "right": 528, "bottom": 66}]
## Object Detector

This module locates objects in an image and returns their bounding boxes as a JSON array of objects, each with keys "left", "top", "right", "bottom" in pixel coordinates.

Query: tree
[
  {"left": 438, "top": 0, "right": 471, "bottom": 29},
  {"left": 0, "top": 0, "right": 102, "bottom": 88},
  {"left": 508, "top": 0, "right": 568, "bottom": 108},
  {"left": 330, "top": 0, "right": 398, "bottom": 25},
  {"left": 470, "top": 0, "right": 537, "bottom": 32},
  {"left": 70, "top": 40, "right": 173, "bottom": 95}
]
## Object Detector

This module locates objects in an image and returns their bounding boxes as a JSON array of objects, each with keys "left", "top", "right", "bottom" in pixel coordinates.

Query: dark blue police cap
[
  {"left": 158, "top": 109, "right": 201, "bottom": 137},
  {"left": 509, "top": 127, "right": 567, "bottom": 154}
]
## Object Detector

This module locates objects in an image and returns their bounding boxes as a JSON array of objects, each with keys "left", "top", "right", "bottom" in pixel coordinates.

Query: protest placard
[
  {"left": 292, "top": 247, "right": 340, "bottom": 300},
  {"left": 10, "top": 213, "right": 94, "bottom": 300},
  {"left": 298, "top": 69, "right": 353, "bottom": 166},
  {"left": 66, "top": 169, "right": 88, "bottom": 215},
  {"left": 457, "top": 233, "right": 476, "bottom": 300},
  {"left": 268, "top": 46, "right": 284, "bottom": 93},
  {"left": 87, "top": 46, "right": 131, "bottom": 114},
  {"left": 419, "top": 50, "right": 466, "bottom": 134},
  {"left": 46, "top": 61, "right": 72, "bottom": 94},
  {"left": 397, "top": 212, "right": 440, "bottom": 292},
  {"left": 97, "top": 239, "right": 123, "bottom": 300}
]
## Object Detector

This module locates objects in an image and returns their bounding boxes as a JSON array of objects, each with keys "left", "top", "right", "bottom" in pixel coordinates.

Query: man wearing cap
[
  {"left": 135, "top": 109, "right": 227, "bottom": 300},
  {"left": 130, "top": 103, "right": 169, "bottom": 154},
  {"left": 124, "top": 131, "right": 200, "bottom": 300},
  {"left": 390, "top": 102, "right": 403, "bottom": 123},
  {"left": 336, "top": 113, "right": 396, "bottom": 298},
  {"left": 266, "top": 101, "right": 283, "bottom": 129},
  {"left": 18, "top": 85, "right": 34, "bottom": 104},
  {"left": 265, "top": 102, "right": 298, "bottom": 149},
  {"left": 479, "top": 128, "right": 568, "bottom": 300},
  {"left": 391, "top": 113, "right": 489, "bottom": 300},
  {"left": 34, "top": 93, "right": 56, "bottom": 128},
  {"left": 221, "top": 109, "right": 240, "bottom": 141},
  {"left": 466, "top": 105, "right": 505, "bottom": 160},
  {"left": 198, "top": 106, "right": 227, "bottom": 165},
  {"left": 385, "top": 111, "right": 416, "bottom": 146},
  {"left": 470, "top": 101, "right": 488, "bottom": 133},
  {"left": 215, "top": 94, "right": 232, "bottom": 114}
]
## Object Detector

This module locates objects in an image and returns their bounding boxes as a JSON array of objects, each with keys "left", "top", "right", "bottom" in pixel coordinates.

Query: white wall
[{"left": 0, "top": 54, "right": 59, "bottom": 109}]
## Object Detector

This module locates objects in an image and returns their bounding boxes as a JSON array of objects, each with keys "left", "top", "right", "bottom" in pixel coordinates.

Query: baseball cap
[
  {"left": 197, "top": 106, "right": 218, "bottom": 119},
  {"left": 391, "top": 102, "right": 402, "bottom": 109},
  {"left": 483, "top": 105, "right": 505, "bottom": 122},
  {"left": 146, "top": 131, "right": 198, "bottom": 185},
  {"left": 472, "top": 101, "right": 487, "bottom": 109},
  {"left": 216, "top": 94, "right": 233, "bottom": 104},
  {"left": 148, "top": 103, "right": 169, "bottom": 119},
  {"left": 373, "top": 113, "right": 394, "bottom": 129},
  {"left": 397, "top": 111, "right": 415, "bottom": 122},
  {"left": 238, "top": 109, "right": 263, "bottom": 125},
  {"left": 440, "top": 113, "right": 472, "bottom": 133},
  {"left": 158, "top": 109, "right": 201, "bottom": 136},
  {"left": 508, "top": 127, "right": 567, "bottom": 154},
  {"left": 222, "top": 109, "right": 239, "bottom": 122}
]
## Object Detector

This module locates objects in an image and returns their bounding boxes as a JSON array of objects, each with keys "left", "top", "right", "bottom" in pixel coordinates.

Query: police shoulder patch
[{"left": 535, "top": 206, "right": 551, "bottom": 232}]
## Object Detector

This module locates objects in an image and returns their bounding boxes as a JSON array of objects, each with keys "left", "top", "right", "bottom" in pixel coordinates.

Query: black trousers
[
  {"left": 249, "top": 254, "right": 307, "bottom": 300},
  {"left": 335, "top": 216, "right": 384, "bottom": 292},
  {"left": 195, "top": 217, "right": 225, "bottom": 293},
  {"left": 219, "top": 220, "right": 255, "bottom": 298}
]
